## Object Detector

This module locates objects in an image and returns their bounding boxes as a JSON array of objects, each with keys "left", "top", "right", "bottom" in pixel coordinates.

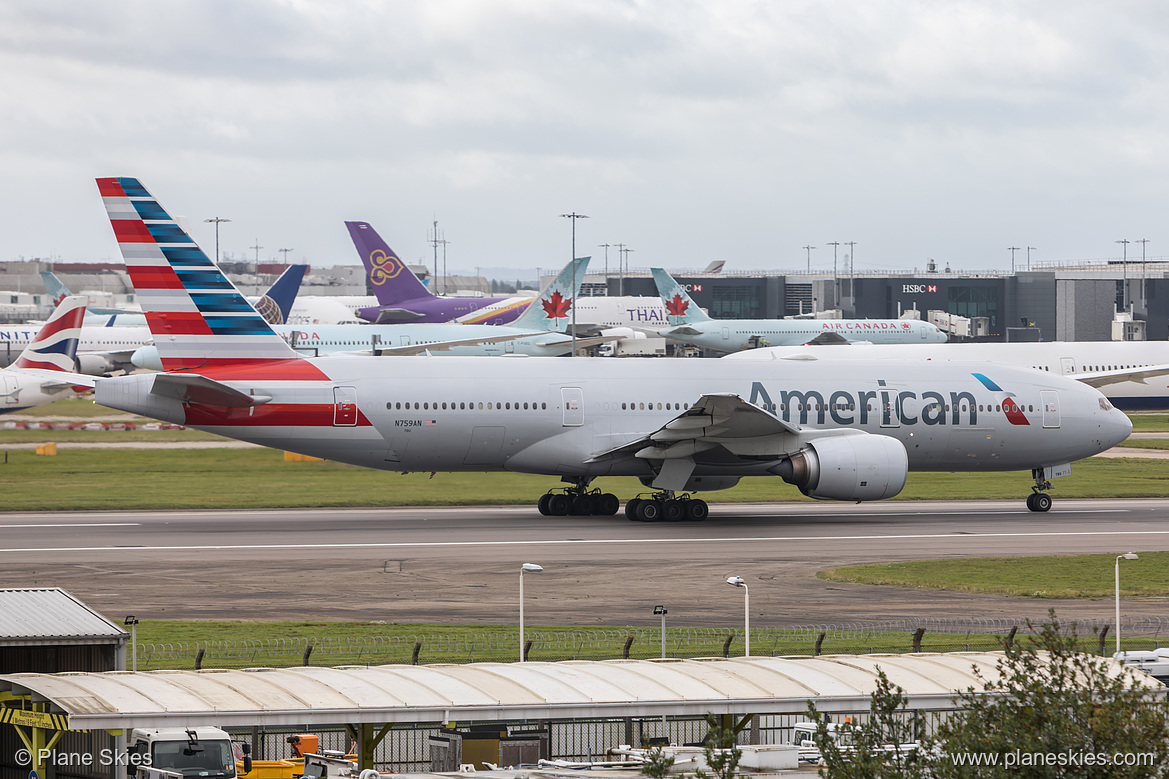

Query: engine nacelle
[
  {"left": 771, "top": 434, "right": 908, "bottom": 501},
  {"left": 76, "top": 353, "right": 119, "bottom": 376},
  {"left": 639, "top": 475, "right": 741, "bottom": 492}
]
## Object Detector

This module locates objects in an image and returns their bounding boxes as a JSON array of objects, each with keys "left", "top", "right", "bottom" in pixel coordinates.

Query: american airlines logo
[{"left": 902, "top": 284, "right": 938, "bottom": 294}]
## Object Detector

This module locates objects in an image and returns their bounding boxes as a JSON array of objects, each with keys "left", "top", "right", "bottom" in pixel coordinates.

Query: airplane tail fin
[
  {"left": 702, "top": 260, "right": 726, "bottom": 274},
  {"left": 345, "top": 221, "right": 432, "bottom": 306},
  {"left": 39, "top": 271, "right": 73, "bottom": 307},
  {"left": 96, "top": 177, "right": 301, "bottom": 371},
  {"left": 253, "top": 264, "right": 306, "bottom": 325},
  {"left": 513, "top": 256, "right": 591, "bottom": 332},
  {"left": 13, "top": 295, "right": 87, "bottom": 371},
  {"left": 651, "top": 267, "right": 710, "bottom": 324}
]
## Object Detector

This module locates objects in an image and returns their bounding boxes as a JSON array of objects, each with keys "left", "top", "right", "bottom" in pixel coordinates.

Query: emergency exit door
[{"left": 334, "top": 386, "right": 358, "bottom": 426}]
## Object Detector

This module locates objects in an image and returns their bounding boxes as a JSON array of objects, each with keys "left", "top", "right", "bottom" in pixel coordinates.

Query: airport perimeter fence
[{"left": 133, "top": 616, "right": 1169, "bottom": 670}]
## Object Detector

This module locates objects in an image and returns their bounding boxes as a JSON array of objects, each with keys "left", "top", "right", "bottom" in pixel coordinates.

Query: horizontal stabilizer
[
  {"left": 12, "top": 368, "right": 97, "bottom": 390},
  {"left": 150, "top": 373, "right": 271, "bottom": 408}
]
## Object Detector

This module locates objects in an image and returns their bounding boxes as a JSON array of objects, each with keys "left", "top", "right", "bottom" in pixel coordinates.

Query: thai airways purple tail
[{"left": 344, "top": 221, "right": 528, "bottom": 325}]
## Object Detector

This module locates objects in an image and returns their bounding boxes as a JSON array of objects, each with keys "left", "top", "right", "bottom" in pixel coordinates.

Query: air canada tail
[
  {"left": 512, "top": 256, "right": 590, "bottom": 331},
  {"left": 96, "top": 177, "right": 301, "bottom": 371},
  {"left": 13, "top": 295, "right": 87, "bottom": 371},
  {"left": 651, "top": 267, "right": 711, "bottom": 324},
  {"left": 39, "top": 271, "right": 72, "bottom": 308},
  {"left": 345, "top": 221, "right": 432, "bottom": 306}
]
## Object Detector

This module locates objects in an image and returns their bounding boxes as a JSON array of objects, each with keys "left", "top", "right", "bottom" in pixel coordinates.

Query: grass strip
[{"left": 819, "top": 551, "right": 1169, "bottom": 598}]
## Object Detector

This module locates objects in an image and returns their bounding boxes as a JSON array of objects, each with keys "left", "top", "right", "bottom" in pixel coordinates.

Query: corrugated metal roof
[
  {"left": 0, "top": 588, "right": 128, "bottom": 646},
  {"left": 3, "top": 652, "right": 1154, "bottom": 730}
]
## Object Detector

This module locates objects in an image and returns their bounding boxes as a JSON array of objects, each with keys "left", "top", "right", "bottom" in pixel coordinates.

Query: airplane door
[
  {"left": 333, "top": 386, "right": 358, "bottom": 426},
  {"left": 562, "top": 387, "right": 583, "bottom": 426},
  {"left": 721, "top": 327, "right": 730, "bottom": 341},
  {"left": 1059, "top": 358, "right": 1075, "bottom": 374},
  {"left": 1041, "top": 390, "right": 1060, "bottom": 428},
  {"left": 399, "top": 335, "right": 412, "bottom": 346}
]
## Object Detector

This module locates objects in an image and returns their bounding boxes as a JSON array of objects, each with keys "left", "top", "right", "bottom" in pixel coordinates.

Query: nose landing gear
[{"left": 1027, "top": 468, "right": 1053, "bottom": 512}]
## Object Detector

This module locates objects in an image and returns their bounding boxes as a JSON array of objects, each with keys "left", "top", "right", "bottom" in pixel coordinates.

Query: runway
[{"left": 4, "top": 499, "right": 1169, "bottom": 627}]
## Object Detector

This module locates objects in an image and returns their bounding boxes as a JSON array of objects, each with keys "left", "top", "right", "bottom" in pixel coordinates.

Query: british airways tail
[
  {"left": 512, "top": 256, "right": 591, "bottom": 331},
  {"left": 345, "top": 221, "right": 432, "bottom": 306},
  {"left": 651, "top": 267, "right": 711, "bottom": 324},
  {"left": 96, "top": 177, "right": 301, "bottom": 371},
  {"left": 13, "top": 295, "right": 87, "bottom": 371}
]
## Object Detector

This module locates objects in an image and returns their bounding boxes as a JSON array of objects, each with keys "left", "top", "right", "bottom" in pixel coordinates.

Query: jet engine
[
  {"left": 771, "top": 433, "right": 908, "bottom": 501},
  {"left": 76, "top": 353, "right": 119, "bottom": 376}
]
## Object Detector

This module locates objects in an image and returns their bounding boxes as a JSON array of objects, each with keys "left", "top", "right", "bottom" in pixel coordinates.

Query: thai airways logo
[
  {"left": 368, "top": 249, "right": 405, "bottom": 286},
  {"left": 972, "top": 373, "right": 1030, "bottom": 425},
  {"left": 665, "top": 294, "right": 689, "bottom": 318},
  {"left": 541, "top": 290, "right": 573, "bottom": 321}
]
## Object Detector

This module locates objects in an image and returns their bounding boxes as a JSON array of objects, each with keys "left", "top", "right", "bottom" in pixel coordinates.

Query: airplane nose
[{"left": 1103, "top": 401, "right": 1133, "bottom": 449}]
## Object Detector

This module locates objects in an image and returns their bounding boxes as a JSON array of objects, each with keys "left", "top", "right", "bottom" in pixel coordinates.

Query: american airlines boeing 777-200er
[{"left": 92, "top": 178, "right": 1131, "bottom": 517}]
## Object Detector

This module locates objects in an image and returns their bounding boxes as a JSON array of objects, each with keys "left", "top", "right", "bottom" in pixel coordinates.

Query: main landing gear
[
  {"left": 537, "top": 484, "right": 621, "bottom": 516},
  {"left": 625, "top": 491, "right": 708, "bottom": 522},
  {"left": 1026, "top": 468, "right": 1053, "bottom": 513}
]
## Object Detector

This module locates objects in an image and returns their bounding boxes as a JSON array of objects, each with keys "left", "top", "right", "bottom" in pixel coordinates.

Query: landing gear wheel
[
  {"left": 537, "top": 494, "right": 553, "bottom": 516},
  {"left": 636, "top": 500, "right": 662, "bottom": 522},
  {"left": 598, "top": 492, "right": 620, "bottom": 516},
  {"left": 571, "top": 493, "right": 595, "bottom": 515},
  {"left": 685, "top": 499, "right": 709, "bottom": 521},
  {"left": 1028, "top": 492, "right": 1052, "bottom": 512},
  {"left": 547, "top": 493, "right": 572, "bottom": 516},
  {"left": 625, "top": 498, "right": 644, "bottom": 521},
  {"left": 662, "top": 499, "right": 685, "bottom": 521}
]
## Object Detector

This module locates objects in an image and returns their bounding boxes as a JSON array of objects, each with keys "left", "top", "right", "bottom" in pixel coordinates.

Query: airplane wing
[
  {"left": 804, "top": 331, "right": 852, "bottom": 346},
  {"left": 532, "top": 334, "right": 624, "bottom": 351},
  {"left": 660, "top": 325, "right": 705, "bottom": 337},
  {"left": 373, "top": 308, "right": 428, "bottom": 324},
  {"left": 1072, "top": 364, "right": 1169, "bottom": 388},
  {"left": 150, "top": 373, "right": 271, "bottom": 408},
  {"left": 373, "top": 332, "right": 542, "bottom": 356},
  {"left": 587, "top": 393, "right": 801, "bottom": 464}
]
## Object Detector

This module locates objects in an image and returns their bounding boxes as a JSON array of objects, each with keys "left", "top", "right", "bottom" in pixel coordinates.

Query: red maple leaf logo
[
  {"left": 541, "top": 290, "right": 572, "bottom": 320},
  {"left": 666, "top": 294, "right": 689, "bottom": 317}
]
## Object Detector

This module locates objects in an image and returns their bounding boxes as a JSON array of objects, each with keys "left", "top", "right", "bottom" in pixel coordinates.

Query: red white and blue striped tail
[
  {"left": 96, "top": 177, "right": 300, "bottom": 371},
  {"left": 13, "top": 295, "right": 86, "bottom": 371}
]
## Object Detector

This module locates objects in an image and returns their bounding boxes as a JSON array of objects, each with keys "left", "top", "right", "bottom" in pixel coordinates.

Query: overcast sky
[{"left": 3, "top": 0, "right": 1169, "bottom": 278}]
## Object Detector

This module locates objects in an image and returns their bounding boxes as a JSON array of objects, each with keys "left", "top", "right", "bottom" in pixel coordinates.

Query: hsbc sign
[
  {"left": 682, "top": 284, "right": 703, "bottom": 292},
  {"left": 902, "top": 284, "right": 938, "bottom": 294}
]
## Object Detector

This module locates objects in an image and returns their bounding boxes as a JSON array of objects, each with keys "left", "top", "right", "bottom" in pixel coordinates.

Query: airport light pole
[
  {"left": 653, "top": 605, "right": 668, "bottom": 658},
  {"left": 560, "top": 213, "right": 589, "bottom": 356},
  {"left": 725, "top": 576, "right": 749, "bottom": 657},
  {"left": 1116, "top": 553, "right": 1139, "bottom": 656},
  {"left": 204, "top": 217, "right": 231, "bottom": 264},
  {"left": 1136, "top": 239, "right": 1150, "bottom": 305},
  {"left": 1008, "top": 246, "right": 1019, "bottom": 274},
  {"left": 803, "top": 245, "right": 815, "bottom": 273},
  {"left": 519, "top": 563, "right": 544, "bottom": 662},
  {"left": 1117, "top": 239, "right": 1130, "bottom": 310},
  {"left": 1027, "top": 246, "right": 1036, "bottom": 272},
  {"left": 123, "top": 615, "right": 139, "bottom": 671},
  {"left": 599, "top": 244, "right": 612, "bottom": 292}
]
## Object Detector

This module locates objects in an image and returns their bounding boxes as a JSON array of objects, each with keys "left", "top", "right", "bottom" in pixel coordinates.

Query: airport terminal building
[{"left": 602, "top": 260, "right": 1168, "bottom": 342}]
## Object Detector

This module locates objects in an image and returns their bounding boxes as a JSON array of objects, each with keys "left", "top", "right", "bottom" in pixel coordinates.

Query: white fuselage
[
  {"left": 95, "top": 356, "right": 1130, "bottom": 484},
  {"left": 727, "top": 341, "right": 1169, "bottom": 411},
  {"left": 0, "top": 324, "right": 151, "bottom": 367},
  {"left": 662, "top": 318, "right": 948, "bottom": 352}
]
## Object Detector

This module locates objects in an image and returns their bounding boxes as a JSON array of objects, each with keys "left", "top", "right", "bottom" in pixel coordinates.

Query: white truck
[
  {"left": 596, "top": 329, "right": 667, "bottom": 357},
  {"left": 127, "top": 727, "right": 251, "bottom": 779}
]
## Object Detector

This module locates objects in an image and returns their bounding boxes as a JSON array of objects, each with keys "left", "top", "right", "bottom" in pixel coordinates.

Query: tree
[
  {"left": 695, "top": 714, "right": 741, "bottom": 779},
  {"left": 639, "top": 745, "right": 675, "bottom": 779},
  {"left": 810, "top": 613, "right": 1169, "bottom": 778},
  {"left": 806, "top": 668, "right": 922, "bottom": 779}
]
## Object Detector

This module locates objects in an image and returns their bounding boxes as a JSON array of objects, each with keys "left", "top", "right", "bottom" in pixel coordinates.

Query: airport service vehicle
[
  {"left": 727, "top": 341, "right": 1169, "bottom": 412},
  {"left": 651, "top": 268, "right": 948, "bottom": 352},
  {"left": 93, "top": 177, "right": 1131, "bottom": 518},
  {"left": 127, "top": 727, "right": 250, "bottom": 779},
  {"left": 0, "top": 295, "right": 91, "bottom": 413},
  {"left": 596, "top": 332, "right": 667, "bottom": 357},
  {"left": 347, "top": 221, "right": 534, "bottom": 325}
]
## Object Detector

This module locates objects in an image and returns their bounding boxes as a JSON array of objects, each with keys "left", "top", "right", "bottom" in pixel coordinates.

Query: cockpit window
[{"left": 1099, "top": 398, "right": 1114, "bottom": 411}]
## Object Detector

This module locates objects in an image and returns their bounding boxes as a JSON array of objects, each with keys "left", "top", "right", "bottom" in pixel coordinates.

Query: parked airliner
[
  {"left": 130, "top": 256, "right": 606, "bottom": 370},
  {"left": 651, "top": 268, "right": 948, "bottom": 351},
  {"left": 92, "top": 178, "right": 1131, "bottom": 517},
  {"left": 0, "top": 296, "right": 91, "bottom": 413}
]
